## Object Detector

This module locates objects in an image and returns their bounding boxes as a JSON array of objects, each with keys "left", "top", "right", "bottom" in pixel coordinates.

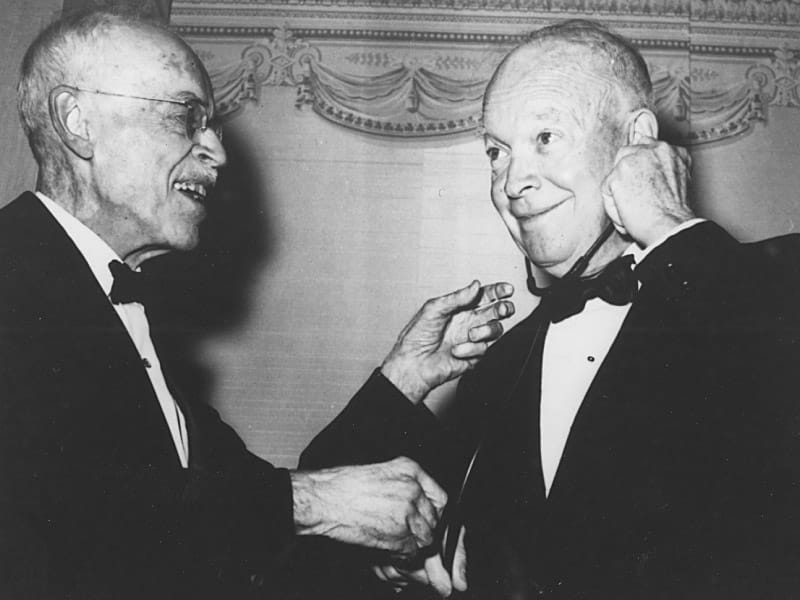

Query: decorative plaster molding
[
  {"left": 62, "top": 0, "right": 171, "bottom": 21},
  {"left": 200, "top": 28, "right": 795, "bottom": 145},
  {"left": 176, "top": 0, "right": 692, "bottom": 14},
  {"left": 208, "top": 26, "right": 321, "bottom": 115},
  {"left": 175, "top": 0, "right": 800, "bottom": 26},
  {"left": 747, "top": 47, "right": 800, "bottom": 108},
  {"left": 173, "top": 0, "right": 800, "bottom": 45},
  {"left": 173, "top": 1, "right": 800, "bottom": 144}
]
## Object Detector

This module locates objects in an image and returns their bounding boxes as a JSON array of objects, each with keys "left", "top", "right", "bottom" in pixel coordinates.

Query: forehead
[
  {"left": 78, "top": 25, "right": 210, "bottom": 100},
  {"left": 484, "top": 44, "right": 615, "bottom": 132}
]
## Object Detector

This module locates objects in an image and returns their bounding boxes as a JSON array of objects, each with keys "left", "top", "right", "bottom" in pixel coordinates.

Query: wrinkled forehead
[
  {"left": 484, "top": 42, "right": 618, "bottom": 120},
  {"left": 76, "top": 24, "right": 212, "bottom": 101}
]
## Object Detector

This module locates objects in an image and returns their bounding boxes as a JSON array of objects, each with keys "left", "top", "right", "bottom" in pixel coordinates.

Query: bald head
[{"left": 485, "top": 20, "right": 653, "bottom": 130}]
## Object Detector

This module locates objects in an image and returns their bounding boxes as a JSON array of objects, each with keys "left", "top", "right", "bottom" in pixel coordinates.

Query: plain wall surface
[{"left": 0, "top": 0, "right": 59, "bottom": 200}]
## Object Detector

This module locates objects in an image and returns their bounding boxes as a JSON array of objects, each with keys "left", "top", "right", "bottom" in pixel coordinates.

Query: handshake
[
  {"left": 293, "top": 456, "right": 464, "bottom": 596},
  {"left": 291, "top": 280, "right": 515, "bottom": 596}
]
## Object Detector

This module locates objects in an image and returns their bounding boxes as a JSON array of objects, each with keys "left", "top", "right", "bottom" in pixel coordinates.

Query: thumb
[
  {"left": 601, "top": 175, "right": 627, "bottom": 236},
  {"left": 634, "top": 132, "right": 657, "bottom": 146},
  {"left": 429, "top": 280, "right": 481, "bottom": 317},
  {"left": 452, "top": 526, "right": 468, "bottom": 592},
  {"left": 424, "top": 554, "right": 453, "bottom": 598}
]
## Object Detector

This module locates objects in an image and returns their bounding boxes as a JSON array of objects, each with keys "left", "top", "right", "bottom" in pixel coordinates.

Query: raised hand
[
  {"left": 291, "top": 457, "right": 447, "bottom": 557},
  {"left": 601, "top": 136, "right": 695, "bottom": 248},
  {"left": 381, "top": 281, "right": 515, "bottom": 403}
]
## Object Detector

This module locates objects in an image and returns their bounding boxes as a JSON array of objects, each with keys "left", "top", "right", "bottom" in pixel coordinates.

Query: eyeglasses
[{"left": 55, "top": 85, "right": 223, "bottom": 141}]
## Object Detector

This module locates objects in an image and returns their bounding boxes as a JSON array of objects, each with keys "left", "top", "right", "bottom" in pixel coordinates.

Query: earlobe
[
  {"left": 48, "top": 86, "right": 93, "bottom": 160},
  {"left": 626, "top": 108, "right": 659, "bottom": 145}
]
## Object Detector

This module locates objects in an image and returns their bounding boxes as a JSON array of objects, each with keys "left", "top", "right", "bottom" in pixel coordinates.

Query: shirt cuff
[{"left": 630, "top": 218, "right": 707, "bottom": 266}]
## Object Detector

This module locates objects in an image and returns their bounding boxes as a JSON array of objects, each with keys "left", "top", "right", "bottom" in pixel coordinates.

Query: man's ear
[
  {"left": 48, "top": 86, "right": 93, "bottom": 160},
  {"left": 625, "top": 108, "right": 658, "bottom": 145}
]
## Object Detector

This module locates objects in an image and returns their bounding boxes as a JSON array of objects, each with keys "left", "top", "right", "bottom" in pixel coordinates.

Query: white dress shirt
[
  {"left": 540, "top": 219, "right": 704, "bottom": 495},
  {"left": 37, "top": 192, "right": 189, "bottom": 468}
]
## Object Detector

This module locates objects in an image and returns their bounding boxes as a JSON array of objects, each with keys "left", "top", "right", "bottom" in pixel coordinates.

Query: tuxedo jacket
[
  {"left": 302, "top": 222, "right": 800, "bottom": 599},
  {"left": 0, "top": 193, "right": 304, "bottom": 600}
]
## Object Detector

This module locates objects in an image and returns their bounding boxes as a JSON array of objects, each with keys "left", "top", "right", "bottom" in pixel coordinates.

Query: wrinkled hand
[
  {"left": 601, "top": 136, "right": 695, "bottom": 248},
  {"left": 292, "top": 457, "right": 447, "bottom": 557},
  {"left": 381, "top": 281, "right": 514, "bottom": 403},
  {"left": 372, "top": 526, "right": 468, "bottom": 597}
]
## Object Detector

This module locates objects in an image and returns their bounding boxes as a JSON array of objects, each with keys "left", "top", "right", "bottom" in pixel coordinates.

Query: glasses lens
[{"left": 186, "top": 99, "right": 222, "bottom": 141}]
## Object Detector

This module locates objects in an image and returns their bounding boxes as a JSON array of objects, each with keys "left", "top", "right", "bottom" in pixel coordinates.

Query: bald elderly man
[
  {"left": 0, "top": 9, "right": 515, "bottom": 600},
  {"left": 303, "top": 20, "right": 800, "bottom": 599}
]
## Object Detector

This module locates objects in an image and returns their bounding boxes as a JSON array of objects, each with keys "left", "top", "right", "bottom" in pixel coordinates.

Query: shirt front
[
  {"left": 540, "top": 219, "right": 704, "bottom": 495},
  {"left": 36, "top": 192, "right": 189, "bottom": 468}
]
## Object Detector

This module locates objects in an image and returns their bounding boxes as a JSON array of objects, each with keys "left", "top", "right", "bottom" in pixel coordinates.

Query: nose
[
  {"left": 192, "top": 128, "right": 227, "bottom": 169},
  {"left": 504, "top": 152, "right": 541, "bottom": 199}
]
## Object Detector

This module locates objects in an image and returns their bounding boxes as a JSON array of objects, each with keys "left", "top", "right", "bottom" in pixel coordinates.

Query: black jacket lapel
[{"left": 1, "top": 193, "right": 181, "bottom": 467}]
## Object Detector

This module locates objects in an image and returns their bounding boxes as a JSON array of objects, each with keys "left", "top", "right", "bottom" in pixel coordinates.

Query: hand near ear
[{"left": 601, "top": 110, "right": 695, "bottom": 248}]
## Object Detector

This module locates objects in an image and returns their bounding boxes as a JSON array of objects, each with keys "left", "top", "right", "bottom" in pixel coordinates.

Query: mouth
[
  {"left": 514, "top": 196, "right": 571, "bottom": 223},
  {"left": 173, "top": 180, "right": 210, "bottom": 204}
]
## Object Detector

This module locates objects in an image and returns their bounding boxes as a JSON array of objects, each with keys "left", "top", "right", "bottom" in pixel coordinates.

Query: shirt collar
[{"left": 36, "top": 191, "right": 123, "bottom": 297}]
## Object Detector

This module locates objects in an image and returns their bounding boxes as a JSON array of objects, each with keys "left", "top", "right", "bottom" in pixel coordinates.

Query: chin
[
  {"left": 167, "top": 228, "right": 201, "bottom": 252},
  {"left": 525, "top": 249, "right": 577, "bottom": 279}
]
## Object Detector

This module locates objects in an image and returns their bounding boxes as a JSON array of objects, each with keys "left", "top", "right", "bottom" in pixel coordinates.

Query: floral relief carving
[
  {"left": 748, "top": 47, "right": 800, "bottom": 108},
  {"left": 693, "top": 0, "right": 800, "bottom": 24},
  {"left": 207, "top": 25, "right": 321, "bottom": 115},
  {"left": 346, "top": 52, "right": 395, "bottom": 68}
]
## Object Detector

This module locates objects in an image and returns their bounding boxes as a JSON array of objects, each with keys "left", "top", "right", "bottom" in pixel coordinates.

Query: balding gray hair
[
  {"left": 485, "top": 19, "right": 654, "bottom": 123},
  {"left": 17, "top": 9, "right": 167, "bottom": 170},
  {"left": 526, "top": 19, "right": 653, "bottom": 112}
]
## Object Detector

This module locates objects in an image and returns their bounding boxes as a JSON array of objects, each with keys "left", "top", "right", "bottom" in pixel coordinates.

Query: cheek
[
  {"left": 546, "top": 149, "right": 610, "bottom": 201},
  {"left": 489, "top": 172, "right": 507, "bottom": 211}
]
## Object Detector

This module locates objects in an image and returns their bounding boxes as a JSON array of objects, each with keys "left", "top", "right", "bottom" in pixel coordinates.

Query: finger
[
  {"left": 602, "top": 189, "right": 627, "bottom": 236},
  {"left": 372, "top": 565, "right": 407, "bottom": 585},
  {"left": 611, "top": 143, "right": 638, "bottom": 167},
  {"left": 468, "top": 300, "right": 515, "bottom": 334},
  {"left": 637, "top": 133, "right": 657, "bottom": 146},
  {"left": 414, "top": 489, "right": 439, "bottom": 534},
  {"left": 424, "top": 554, "right": 453, "bottom": 597},
  {"left": 412, "top": 466, "right": 448, "bottom": 515},
  {"left": 671, "top": 144, "right": 692, "bottom": 178},
  {"left": 601, "top": 169, "right": 627, "bottom": 236},
  {"left": 426, "top": 280, "right": 481, "bottom": 317},
  {"left": 467, "top": 321, "right": 504, "bottom": 344},
  {"left": 452, "top": 526, "right": 468, "bottom": 592},
  {"left": 397, "top": 564, "right": 431, "bottom": 588},
  {"left": 391, "top": 532, "right": 421, "bottom": 557},
  {"left": 476, "top": 282, "right": 514, "bottom": 305},
  {"left": 406, "top": 509, "right": 435, "bottom": 550},
  {"left": 451, "top": 341, "right": 489, "bottom": 360}
]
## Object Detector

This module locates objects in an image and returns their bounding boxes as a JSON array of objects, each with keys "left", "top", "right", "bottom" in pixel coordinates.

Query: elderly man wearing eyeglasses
[{"left": 0, "top": 9, "right": 515, "bottom": 600}]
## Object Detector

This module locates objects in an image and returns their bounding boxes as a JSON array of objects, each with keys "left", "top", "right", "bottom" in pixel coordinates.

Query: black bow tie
[
  {"left": 532, "top": 254, "right": 638, "bottom": 323},
  {"left": 108, "top": 260, "right": 152, "bottom": 306}
]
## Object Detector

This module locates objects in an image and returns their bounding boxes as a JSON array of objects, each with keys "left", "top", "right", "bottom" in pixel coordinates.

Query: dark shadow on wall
[{"left": 144, "top": 126, "right": 276, "bottom": 409}]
